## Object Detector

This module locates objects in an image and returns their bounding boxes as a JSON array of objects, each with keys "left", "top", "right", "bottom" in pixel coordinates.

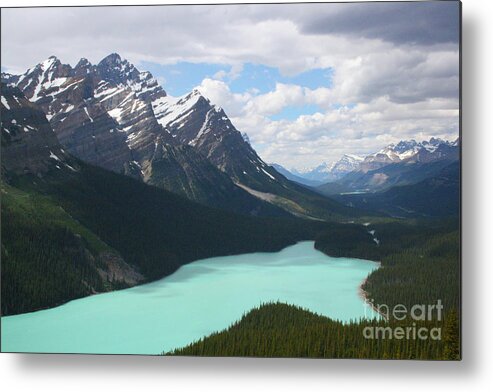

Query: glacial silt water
[{"left": 1, "top": 241, "right": 380, "bottom": 354}]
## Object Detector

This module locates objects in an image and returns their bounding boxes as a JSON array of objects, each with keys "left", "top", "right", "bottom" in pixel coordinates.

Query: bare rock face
[
  {"left": 4, "top": 54, "right": 170, "bottom": 176},
  {"left": 96, "top": 53, "right": 166, "bottom": 103},
  {"left": 2, "top": 54, "right": 309, "bottom": 217},
  {"left": 96, "top": 53, "right": 140, "bottom": 86},
  {"left": 96, "top": 251, "right": 145, "bottom": 286},
  {"left": 4, "top": 54, "right": 283, "bottom": 208},
  {"left": 73, "top": 58, "right": 95, "bottom": 78},
  {"left": 1, "top": 83, "right": 69, "bottom": 175},
  {"left": 54, "top": 101, "right": 134, "bottom": 174},
  {"left": 152, "top": 90, "right": 283, "bottom": 192}
]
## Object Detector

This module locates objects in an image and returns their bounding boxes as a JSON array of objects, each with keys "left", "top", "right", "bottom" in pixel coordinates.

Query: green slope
[
  {"left": 1, "top": 182, "right": 131, "bottom": 315},
  {"left": 315, "top": 219, "right": 460, "bottom": 311}
]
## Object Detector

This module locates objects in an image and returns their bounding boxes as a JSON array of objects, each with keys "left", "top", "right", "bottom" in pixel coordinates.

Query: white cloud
[
  {"left": 1, "top": 4, "right": 459, "bottom": 170},
  {"left": 213, "top": 63, "right": 244, "bottom": 82},
  {"left": 197, "top": 77, "right": 458, "bottom": 169}
]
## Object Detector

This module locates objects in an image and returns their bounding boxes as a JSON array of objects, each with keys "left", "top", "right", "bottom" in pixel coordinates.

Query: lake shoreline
[
  {"left": 2, "top": 241, "right": 382, "bottom": 354},
  {"left": 358, "top": 270, "right": 388, "bottom": 320}
]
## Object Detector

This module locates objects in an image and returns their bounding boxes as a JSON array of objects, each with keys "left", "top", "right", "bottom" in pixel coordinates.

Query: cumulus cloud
[
  {"left": 0, "top": 2, "right": 460, "bottom": 169},
  {"left": 198, "top": 77, "right": 458, "bottom": 168}
]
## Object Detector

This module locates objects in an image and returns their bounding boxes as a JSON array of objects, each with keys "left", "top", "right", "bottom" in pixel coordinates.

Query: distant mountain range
[
  {"left": 333, "top": 160, "right": 460, "bottom": 217},
  {"left": 270, "top": 164, "right": 324, "bottom": 187},
  {"left": 286, "top": 154, "right": 364, "bottom": 183},
  {"left": 358, "top": 138, "right": 459, "bottom": 173},
  {"left": 2, "top": 54, "right": 358, "bottom": 221},
  {"left": 273, "top": 137, "right": 459, "bottom": 195},
  {"left": 316, "top": 138, "right": 459, "bottom": 195}
]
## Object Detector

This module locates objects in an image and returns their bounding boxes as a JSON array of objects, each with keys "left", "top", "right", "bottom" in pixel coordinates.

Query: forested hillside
[
  {"left": 169, "top": 219, "right": 460, "bottom": 359},
  {"left": 168, "top": 302, "right": 460, "bottom": 359},
  {"left": 315, "top": 219, "right": 460, "bottom": 311},
  {"left": 1, "top": 183, "right": 124, "bottom": 315},
  {"left": 2, "top": 160, "right": 332, "bottom": 315}
]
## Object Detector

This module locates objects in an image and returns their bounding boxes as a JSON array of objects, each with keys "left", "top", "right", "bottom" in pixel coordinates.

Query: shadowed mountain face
[
  {"left": 1, "top": 83, "right": 70, "bottom": 175},
  {"left": 333, "top": 161, "right": 460, "bottom": 217},
  {"left": 3, "top": 54, "right": 359, "bottom": 220},
  {"left": 317, "top": 157, "right": 458, "bottom": 196},
  {"left": 143, "top": 143, "right": 287, "bottom": 216}
]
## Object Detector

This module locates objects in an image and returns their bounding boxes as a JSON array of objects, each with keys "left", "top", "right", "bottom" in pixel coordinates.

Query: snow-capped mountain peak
[
  {"left": 359, "top": 137, "right": 458, "bottom": 172},
  {"left": 329, "top": 154, "right": 364, "bottom": 174},
  {"left": 291, "top": 137, "right": 458, "bottom": 183},
  {"left": 153, "top": 91, "right": 204, "bottom": 129},
  {"left": 95, "top": 53, "right": 166, "bottom": 102},
  {"left": 344, "top": 153, "right": 365, "bottom": 161},
  {"left": 12, "top": 56, "right": 73, "bottom": 102}
]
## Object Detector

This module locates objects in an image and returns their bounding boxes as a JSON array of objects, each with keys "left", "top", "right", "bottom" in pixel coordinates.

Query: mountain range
[
  {"left": 2, "top": 54, "right": 358, "bottom": 221},
  {"left": 358, "top": 138, "right": 459, "bottom": 173},
  {"left": 316, "top": 138, "right": 459, "bottom": 195},
  {"left": 273, "top": 137, "right": 459, "bottom": 194},
  {"left": 270, "top": 163, "right": 324, "bottom": 187},
  {"left": 333, "top": 160, "right": 460, "bottom": 217},
  {"left": 278, "top": 138, "right": 458, "bottom": 185},
  {"left": 289, "top": 154, "right": 365, "bottom": 183}
]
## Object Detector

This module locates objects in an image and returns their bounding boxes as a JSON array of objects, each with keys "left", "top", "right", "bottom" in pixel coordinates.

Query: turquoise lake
[{"left": 1, "top": 241, "right": 380, "bottom": 355}]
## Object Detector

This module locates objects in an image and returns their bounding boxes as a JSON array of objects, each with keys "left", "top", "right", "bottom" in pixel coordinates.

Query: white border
[{"left": 1, "top": 0, "right": 492, "bottom": 391}]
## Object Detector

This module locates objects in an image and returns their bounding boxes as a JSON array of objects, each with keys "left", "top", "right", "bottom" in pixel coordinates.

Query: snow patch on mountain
[
  {"left": 1, "top": 96, "right": 10, "bottom": 110},
  {"left": 293, "top": 137, "right": 458, "bottom": 184},
  {"left": 152, "top": 89, "right": 205, "bottom": 129}
]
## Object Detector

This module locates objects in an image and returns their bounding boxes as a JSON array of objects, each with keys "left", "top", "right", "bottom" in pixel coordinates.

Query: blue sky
[
  {"left": 143, "top": 61, "right": 333, "bottom": 96},
  {"left": 142, "top": 61, "right": 332, "bottom": 122},
  {"left": 1, "top": 2, "right": 459, "bottom": 169}
]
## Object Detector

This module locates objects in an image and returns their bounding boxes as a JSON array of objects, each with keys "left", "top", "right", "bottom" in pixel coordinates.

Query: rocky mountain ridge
[
  {"left": 3, "top": 54, "right": 355, "bottom": 220},
  {"left": 282, "top": 137, "right": 459, "bottom": 185}
]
